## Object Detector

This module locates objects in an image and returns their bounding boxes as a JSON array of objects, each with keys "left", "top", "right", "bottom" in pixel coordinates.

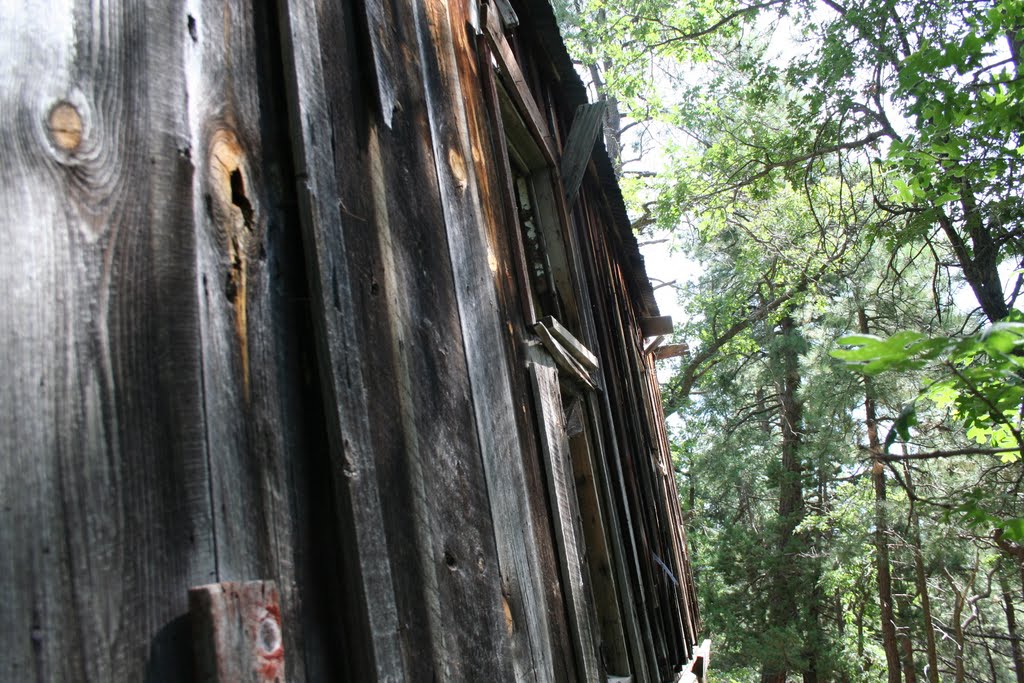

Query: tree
[
  {"left": 554, "top": 0, "right": 1024, "bottom": 679},
  {"left": 562, "top": 0, "right": 1024, "bottom": 322}
]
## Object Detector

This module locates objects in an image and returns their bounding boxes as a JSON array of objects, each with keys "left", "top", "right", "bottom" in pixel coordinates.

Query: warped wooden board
[
  {"left": 560, "top": 102, "right": 606, "bottom": 207},
  {"left": 539, "top": 315, "right": 599, "bottom": 371}
]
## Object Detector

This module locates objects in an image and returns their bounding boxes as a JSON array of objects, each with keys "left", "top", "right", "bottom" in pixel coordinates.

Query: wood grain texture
[
  {"left": 0, "top": 2, "right": 214, "bottom": 680},
  {"left": 528, "top": 357, "right": 602, "bottom": 682},
  {"left": 0, "top": 2, "right": 329, "bottom": 680},
  {"left": 418, "top": 0, "right": 562, "bottom": 678},
  {"left": 281, "top": 0, "right": 522, "bottom": 677},
  {"left": 371, "top": 0, "right": 517, "bottom": 674},
  {"left": 275, "top": 0, "right": 407, "bottom": 678},
  {"left": 186, "top": 3, "right": 322, "bottom": 679},
  {"left": 362, "top": 0, "right": 398, "bottom": 127}
]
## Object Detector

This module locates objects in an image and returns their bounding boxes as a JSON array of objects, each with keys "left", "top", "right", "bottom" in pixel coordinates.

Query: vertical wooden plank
[
  {"left": 274, "top": 1, "right": 406, "bottom": 678},
  {"left": 190, "top": 581, "right": 286, "bottom": 683},
  {"left": 280, "top": 0, "right": 519, "bottom": 678},
  {"left": 362, "top": 0, "right": 398, "bottom": 127},
  {"left": 464, "top": 11, "right": 590, "bottom": 681},
  {"left": 0, "top": 1, "right": 216, "bottom": 680},
  {"left": 529, "top": 357, "right": 603, "bottom": 682},
  {"left": 363, "top": 0, "right": 521, "bottom": 674},
  {"left": 584, "top": 393, "right": 654, "bottom": 682},
  {"left": 579, "top": 201, "right": 662, "bottom": 680},
  {"left": 417, "top": 0, "right": 564, "bottom": 678},
  {"left": 565, "top": 397, "right": 632, "bottom": 675},
  {"left": 179, "top": 4, "right": 318, "bottom": 677}
]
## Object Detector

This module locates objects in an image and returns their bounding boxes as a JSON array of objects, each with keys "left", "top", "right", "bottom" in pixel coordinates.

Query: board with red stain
[{"left": 190, "top": 582, "right": 286, "bottom": 683}]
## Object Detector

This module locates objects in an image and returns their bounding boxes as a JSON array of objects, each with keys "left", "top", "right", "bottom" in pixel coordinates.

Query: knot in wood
[
  {"left": 47, "top": 101, "right": 83, "bottom": 152},
  {"left": 447, "top": 147, "right": 467, "bottom": 191}
]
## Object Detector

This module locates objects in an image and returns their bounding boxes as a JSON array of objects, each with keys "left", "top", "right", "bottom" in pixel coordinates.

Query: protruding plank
[
  {"left": 640, "top": 315, "right": 674, "bottom": 338},
  {"left": 539, "top": 315, "right": 599, "bottom": 371},
  {"left": 559, "top": 102, "right": 606, "bottom": 206},
  {"left": 190, "top": 581, "right": 286, "bottom": 683},
  {"left": 491, "top": 0, "right": 519, "bottom": 28},
  {"left": 653, "top": 343, "right": 689, "bottom": 361},
  {"left": 535, "top": 320, "right": 595, "bottom": 388}
]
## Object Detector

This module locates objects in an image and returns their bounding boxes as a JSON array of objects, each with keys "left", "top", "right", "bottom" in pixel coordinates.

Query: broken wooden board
[{"left": 539, "top": 315, "right": 599, "bottom": 370}]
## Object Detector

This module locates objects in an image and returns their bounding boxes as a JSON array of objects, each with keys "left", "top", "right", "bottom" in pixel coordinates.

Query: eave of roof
[{"left": 514, "top": 0, "right": 661, "bottom": 319}]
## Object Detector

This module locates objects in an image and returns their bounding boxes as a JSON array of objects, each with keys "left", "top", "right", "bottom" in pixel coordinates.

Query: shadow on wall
[{"left": 145, "top": 614, "right": 193, "bottom": 683}]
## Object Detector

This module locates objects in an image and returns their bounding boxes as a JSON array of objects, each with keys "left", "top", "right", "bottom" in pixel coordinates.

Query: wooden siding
[{"left": 0, "top": 0, "right": 701, "bottom": 681}]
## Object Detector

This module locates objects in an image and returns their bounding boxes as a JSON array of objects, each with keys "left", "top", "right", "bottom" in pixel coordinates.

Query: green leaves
[
  {"left": 833, "top": 318, "right": 1024, "bottom": 467},
  {"left": 831, "top": 331, "right": 951, "bottom": 374}
]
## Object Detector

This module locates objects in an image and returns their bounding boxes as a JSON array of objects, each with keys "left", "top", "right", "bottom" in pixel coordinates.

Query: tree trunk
[
  {"left": 942, "top": 568, "right": 969, "bottom": 683},
  {"left": 761, "top": 313, "right": 807, "bottom": 683},
  {"left": 936, "top": 197, "right": 1009, "bottom": 322},
  {"left": 898, "top": 599, "right": 919, "bottom": 683},
  {"left": 859, "top": 308, "right": 903, "bottom": 683},
  {"left": 586, "top": 52, "right": 624, "bottom": 175},
  {"left": 1002, "top": 570, "right": 1024, "bottom": 683},
  {"left": 857, "top": 603, "right": 865, "bottom": 664},
  {"left": 905, "top": 464, "right": 940, "bottom": 683}
]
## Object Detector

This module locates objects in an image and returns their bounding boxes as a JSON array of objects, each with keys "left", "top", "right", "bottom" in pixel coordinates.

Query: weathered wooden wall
[{"left": 0, "top": 0, "right": 700, "bottom": 681}]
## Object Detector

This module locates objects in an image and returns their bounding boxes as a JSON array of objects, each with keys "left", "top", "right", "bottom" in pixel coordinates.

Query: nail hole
[
  {"left": 187, "top": 14, "right": 198, "bottom": 42},
  {"left": 258, "top": 617, "right": 281, "bottom": 654},
  {"left": 444, "top": 551, "right": 458, "bottom": 570}
]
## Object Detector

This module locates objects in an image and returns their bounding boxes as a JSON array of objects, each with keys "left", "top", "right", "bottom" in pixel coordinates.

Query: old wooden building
[{"left": 1, "top": 0, "right": 703, "bottom": 680}]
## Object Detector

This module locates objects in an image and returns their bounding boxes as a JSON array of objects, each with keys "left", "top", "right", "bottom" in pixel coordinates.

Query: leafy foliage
[{"left": 555, "top": 0, "right": 1024, "bottom": 678}]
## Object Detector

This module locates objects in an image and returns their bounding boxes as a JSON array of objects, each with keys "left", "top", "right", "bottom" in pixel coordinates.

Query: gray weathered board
[
  {"left": 1, "top": 2, "right": 308, "bottom": 680},
  {"left": 560, "top": 102, "right": 607, "bottom": 206},
  {"left": 529, "top": 357, "right": 602, "bottom": 681}
]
